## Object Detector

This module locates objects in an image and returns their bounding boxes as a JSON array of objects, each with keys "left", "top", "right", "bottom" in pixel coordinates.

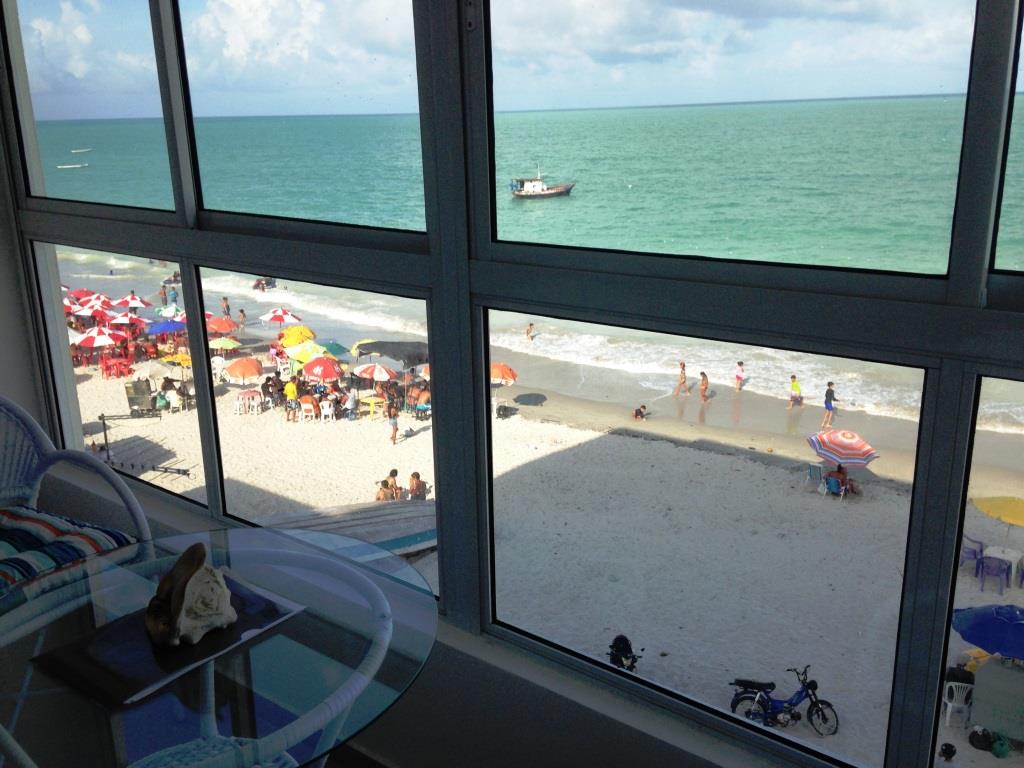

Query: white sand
[{"left": 72, "top": 365, "right": 1023, "bottom": 767}]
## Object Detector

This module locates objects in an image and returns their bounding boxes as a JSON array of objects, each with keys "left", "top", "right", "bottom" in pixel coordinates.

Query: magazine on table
[{"left": 33, "top": 574, "right": 303, "bottom": 707}]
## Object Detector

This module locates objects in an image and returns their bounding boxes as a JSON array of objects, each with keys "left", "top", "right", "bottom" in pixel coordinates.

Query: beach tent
[{"left": 356, "top": 340, "right": 429, "bottom": 368}]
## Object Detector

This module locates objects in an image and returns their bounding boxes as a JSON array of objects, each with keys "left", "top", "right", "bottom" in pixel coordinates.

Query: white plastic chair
[
  {"left": 299, "top": 402, "right": 317, "bottom": 423},
  {"left": 942, "top": 682, "right": 973, "bottom": 727},
  {"left": 320, "top": 403, "right": 336, "bottom": 422}
]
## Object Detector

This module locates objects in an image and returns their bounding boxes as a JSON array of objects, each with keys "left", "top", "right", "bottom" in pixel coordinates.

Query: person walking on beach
[
  {"left": 526, "top": 322, "right": 535, "bottom": 341},
  {"left": 734, "top": 361, "right": 745, "bottom": 391},
  {"left": 221, "top": 296, "right": 231, "bottom": 317},
  {"left": 388, "top": 404, "right": 400, "bottom": 445},
  {"left": 169, "top": 286, "right": 178, "bottom": 305},
  {"left": 699, "top": 371, "right": 710, "bottom": 402},
  {"left": 158, "top": 284, "right": 167, "bottom": 306},
  {"left": 788, "top": 375, "right": 802, "bottom": 409},
  {"left": 673, "top": 361, "right": 688, "bottom": 397},
  {"left": 237, "top": 308, "right": 246, "bottom": 331},
  {"left": 821, "top": 381, "right": 839, "bottom": 429}
]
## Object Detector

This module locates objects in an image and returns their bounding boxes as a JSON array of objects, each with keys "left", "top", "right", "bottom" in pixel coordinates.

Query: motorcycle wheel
[
  {"left": 731, "top": 693, "right": 762, "bottom": 722},
  {"left": 807, "top": 700, "right": 839, "bottom": 736}
]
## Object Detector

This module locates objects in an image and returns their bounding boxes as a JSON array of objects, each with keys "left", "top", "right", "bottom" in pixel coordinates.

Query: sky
[{"left": 16, "top": 0, "right": 977, "bottom": 120}]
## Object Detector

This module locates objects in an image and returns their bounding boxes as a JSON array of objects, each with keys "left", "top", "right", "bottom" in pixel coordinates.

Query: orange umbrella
[
  {"left": 224, "top": 356, "right": 263, "bottom": 382},
  {"left": 207, "top": 316, "right": 238, "bottom": 334},
  {"left": 490, "top": 362, "right": 518, "bottom": 386}
]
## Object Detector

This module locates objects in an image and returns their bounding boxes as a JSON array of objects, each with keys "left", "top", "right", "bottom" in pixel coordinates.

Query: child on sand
[
  {"left": 388, "top": 404, "right": 400, "bottom": 444},
  {"left": 822, "top": 381, "right": 838, "bottom": 428},
  {"left": 632, "top": 405, "right": 648, "bottom": 420},
  {"left": 386, "top": 468, "right": 403, "bottom": 499},
  {"left": 375, "top": 480, "right": 393, "bottom": 502},
  {"left": 699, "top": 372, "right": 709, "bottom": 402},
  {"left": 734, "top": 361, "right": 745, "bottom": 391},
  {"left": 788, "top": 375, "right": 802, "bottom": 409},
  {"left": 526, "top": 322, "right": 535, "bottom": 341}
]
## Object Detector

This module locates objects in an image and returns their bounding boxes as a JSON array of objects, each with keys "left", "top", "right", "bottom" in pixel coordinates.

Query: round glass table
[{"left": 0, "top": 528, "right": 437, "bottom": 768}]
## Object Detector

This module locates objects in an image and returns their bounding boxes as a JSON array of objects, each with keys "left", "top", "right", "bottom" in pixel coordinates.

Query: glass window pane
[
  {"left": 933, "top": 377, "right": 1024, "bottom": 764},
  {"left": 178, "top": 1, "right": 425, "bottom": 230},
  {"left": 38, "top": 244, "right": 206, "bottom": 502},
  {"left": 490, "top": 3, "right": 975, "bottom": 274},
  {"left": 198, "top": 268, "right": 437, "bottom": 591},
  {"left": 995, "top": 88, "right": 1024, "bottom": 270},
  {"left": 489, "top": 310, "right": 924, "bottom": 766},
  {"left": 10, "top": 1, "right": 173, "bottom": 209}
]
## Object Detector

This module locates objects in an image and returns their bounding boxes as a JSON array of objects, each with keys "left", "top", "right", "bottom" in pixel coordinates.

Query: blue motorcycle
[{"left": 729, "top": 665, "right": 838, "bottom": 736}]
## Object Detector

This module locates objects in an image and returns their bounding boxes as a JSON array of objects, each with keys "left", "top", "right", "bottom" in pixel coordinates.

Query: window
[
  {"left": 7, "top": 0, "right": 174, "bottom": 209},
  {"left": 177, "top": 0, "right": 426, "bottom": 229},
  {"left": 490, "top": 2, "right": 975, "bottom": 273},
  {"left": 198, "top": 267, "right": 437, "bottom": 587},
  {"left": 933, "top": 377, "right": 1024, "bottom": 765},
  {"left": 995, "top": 87, "right": 1024, "bottom": 271},
  {"left": 37, "top": 244, "right": 206, "bottom": 502},
  {"left": 488, "top": 310, "right": 923, "bottom": 766}
]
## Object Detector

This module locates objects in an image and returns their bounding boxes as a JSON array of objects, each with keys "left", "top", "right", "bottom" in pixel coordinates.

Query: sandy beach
[{"left": 66, "top": 330, "right": 1023, "bottom": 768}]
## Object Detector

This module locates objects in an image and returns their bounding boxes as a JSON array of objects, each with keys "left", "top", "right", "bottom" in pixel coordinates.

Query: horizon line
[{"left": 37, "top": 91, "right": 973, "bottom": 122}]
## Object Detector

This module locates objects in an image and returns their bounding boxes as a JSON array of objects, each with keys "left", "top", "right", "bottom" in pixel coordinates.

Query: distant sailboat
[
  {"left": 56, "top": 163, "right": 88, "bottom": 169},
  {"left": 70, "top": 148, "right": 93, "bottom": 153}
]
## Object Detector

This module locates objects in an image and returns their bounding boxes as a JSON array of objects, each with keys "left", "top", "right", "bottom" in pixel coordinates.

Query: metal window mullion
[
  {"left": 413, "top": 1, "right": 482, "bottom": 629},
  {"left": 946, "top": 0, "right": 1019, "bottom": 306},
  {"left": 885, "top": 362, "right": 976, "bottom": 767},
  {"left": 178, "top": 256, "right": 223, "bottom": 519},
  {"left": 150, "top": 0, "right": 198, "bottom": 228},
  {"left": 0, "top": 0, "right": 41, "bottom": 202}
]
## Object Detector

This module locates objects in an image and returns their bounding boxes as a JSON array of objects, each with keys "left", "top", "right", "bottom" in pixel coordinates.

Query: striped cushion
[{"left": 0, "top": 506, "right": 136, "bottom": 599}]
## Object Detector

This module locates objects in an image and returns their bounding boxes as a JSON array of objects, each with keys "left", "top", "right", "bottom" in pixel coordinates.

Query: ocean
[{"left": 37, "top": 96, "right": 1024, "bottom": 432}]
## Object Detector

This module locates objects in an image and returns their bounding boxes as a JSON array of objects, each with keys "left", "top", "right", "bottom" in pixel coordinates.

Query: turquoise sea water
[{"left": 37, "top": 94, "right": 1024, "bottom": 272}]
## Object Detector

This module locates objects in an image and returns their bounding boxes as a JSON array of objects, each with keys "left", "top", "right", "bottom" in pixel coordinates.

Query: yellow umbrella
[
  {"left": 973, "top": 497, "right": 1024, "bottom": 527},
  {"left": 279, "top": 325, "right": 316, "bottom": 347},
  {"left": 161, "top": 352, "right": 192, "bottom": 367},
  {"left": 283, "top": 340, "right": 332, "bottom": 364},
  {"left": 350, "top": 338, "right": 379, "bottom": 358}
]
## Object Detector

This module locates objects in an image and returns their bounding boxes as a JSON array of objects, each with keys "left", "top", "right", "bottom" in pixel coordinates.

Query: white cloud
[{"left": 25, "top": 1, "right": 94, "bottom": 82}]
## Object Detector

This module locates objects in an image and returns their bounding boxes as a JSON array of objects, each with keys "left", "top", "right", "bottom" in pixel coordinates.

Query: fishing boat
[
  {"left": 510, "top": 167, "right": 575, "bottom": 198},
  {"left": 56, "top": 163, "right": 88, "bottom": 169},
  {"left": 70, "top": 148, "right": 93, "bottom": 153}
]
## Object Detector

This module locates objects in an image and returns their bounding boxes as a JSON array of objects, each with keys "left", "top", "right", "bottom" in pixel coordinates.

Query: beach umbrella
[
  {"left": 109, "top": 311, "right": 149, "bottom": 327},
  {"left": 806, "top": 429, "right": 878, "bottom": 467},
  {"left": 352, "top": 362, "right": 397, "bottom": 382},
  {"left": 68, "top": 288, "right": 101, "bottom": 301},
  {"left": 114, "top": 293, "right": 152, "bottom": 309},
  {"left": 283, "top": 340, "right": 331, "bottom": 365},
  {"left": 350, "top": 338, "right": 379, "bottom": 358},
  {"left": 953, "top": 605, "right": 1024, "bottom": 659},
  {"left": 490, "top": 362, "right": 518, "bottom": 386},
  {"left": 279, "top": 325, "right": 316, "bottom": 346},
  {"left": 225, "top": 356, "right": 263, "bottom": 382},
  {"left": 319, "top": 340, "right": 348, "bottom": 357},
  {"left": 207, "top": 316, "right": 238, "bottom": 334},
  {"left": 302, "top": 356, "right": 346, "bottom": 383},
  {"left": 259, "top": 307, "right": 302, "bottom": 324},
  {"left": 76, "top": 326, "right": 127, "bottom": 348},
  {"left": 80, "top": 294, "right": 114, "bottom": 309},
  {"left": 162, "top": 352, "right": 192, "bottom": 368},
  {"left": 419, "top": 364, "right": 430, "bottom": 381},
  {"left": 356, "top": 340, "right": 429, "bottom": 367},
  {"left": 133, "top": 360, "right": 174, "bottom": 382},
  {"left": 157, "top": 303, "right": 183, "bottom": 318},
  {"left": 208, "top": 336, "right": 242, "bottom": 351},
  {"left": 67, "top": 327, "right": 85, "bottom": 345},
  {"left": 972, "top": 497, "right": 1024, "bottom": 528},
  {"left": 150, "top": 319, "right": 187, "bottom": 334},
  {"left": 62, "top": 297, "right": 81, "bottom": 315}
]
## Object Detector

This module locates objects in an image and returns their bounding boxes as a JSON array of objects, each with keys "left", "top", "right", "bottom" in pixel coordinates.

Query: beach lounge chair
[
  {"left": 824, "top": 476, "right": 847, "bottom": 499},
  {"left": 806, "top": 464, "right": 823, "bottom": 486},
  {"left": 978, "top": 556, "right": 1010, "bottom": 594}
]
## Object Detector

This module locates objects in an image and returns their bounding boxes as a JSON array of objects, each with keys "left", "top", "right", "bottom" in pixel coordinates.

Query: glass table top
[{"left": 0, "top": 528, "right": 437, "bottom": 768}]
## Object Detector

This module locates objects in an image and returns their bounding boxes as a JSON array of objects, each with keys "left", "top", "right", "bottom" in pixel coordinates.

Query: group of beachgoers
[
  {"left": 375, "top": 468, "right": 429, "bottom": 502},
  {"left": 631, "top": 360, "right": 843, "bottom": 430}
]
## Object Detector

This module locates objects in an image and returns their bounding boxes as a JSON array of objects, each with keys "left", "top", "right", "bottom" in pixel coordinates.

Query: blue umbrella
[
  {"left": 149, "top": 320, "right": 187, "bottom": 334},
  {"left": 952, "top": 604, "right": 1024, "bottom": 658}
]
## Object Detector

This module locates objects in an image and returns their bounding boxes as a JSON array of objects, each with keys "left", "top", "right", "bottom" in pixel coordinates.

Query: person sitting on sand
[
  {"left": 409, "top": 471, "right": 427, "bottom": 500},
  {"left": 825, "top": 463, "right": 858, "bottom": 494},
  {"left": 632, "top": 405, "right": 648, "bottom": 420},
  {"left": 375, "top": 480, "right": 394, "bottom": 503},
  {"left": 385, "top": 468, "right": 403, "bottom": 500},
  {"left": 261, "top": 376, "right": 274, "bottom": 406},
  {"left": 299, "top": 393, "right": 320, "bottom": 417}
]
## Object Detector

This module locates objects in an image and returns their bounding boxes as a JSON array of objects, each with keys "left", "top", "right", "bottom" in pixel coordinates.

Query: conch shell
[{"left": 145, "top": 542, "right": 238, "bottom": 647}]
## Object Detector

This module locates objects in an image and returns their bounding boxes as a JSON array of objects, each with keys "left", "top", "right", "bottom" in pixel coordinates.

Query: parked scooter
[{"left": 728, "top": 665, "right": 838, "bottom": 736}]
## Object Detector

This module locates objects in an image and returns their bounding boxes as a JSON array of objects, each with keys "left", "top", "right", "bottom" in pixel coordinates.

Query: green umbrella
[
  {"left": 208, "top": 337, "right": 241, "bottom": 350},
  {"left": 320, "top": 340, "right": 348, "bottom": 357}
]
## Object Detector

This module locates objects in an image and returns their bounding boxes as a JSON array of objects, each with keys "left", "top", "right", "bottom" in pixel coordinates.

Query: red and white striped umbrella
[
  {"left": 78, "top": 293, "right": 114, "bottom": 309},
  {"left": 114, "top": 293, "right": 152, "bottom": 309},
  {"left": 259, "top": 307, "right": 302, "bottom": 324},
  {"left": 352, "top": 362, "right": 397, "bottom": 382},
  {"left": 75, "top": 326, "right": 127, "bottom": 348},
  {"left": 74, "top": 306, "right": 112, "bottom": 323},
  {"left": 109, "top": 311, "right": 150, "bottom": 327},
  {"left": 67, "top": 288, "right": 96, "bottom": 300},
  {"left": 62, "top": 297, "right": 81, "bottom": 315},
  {"left": 302, "top": 356, "right": 346, "bottom": 383},
  {"left": 806, "top": 429, "right": 879, "bottom": 467}
]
